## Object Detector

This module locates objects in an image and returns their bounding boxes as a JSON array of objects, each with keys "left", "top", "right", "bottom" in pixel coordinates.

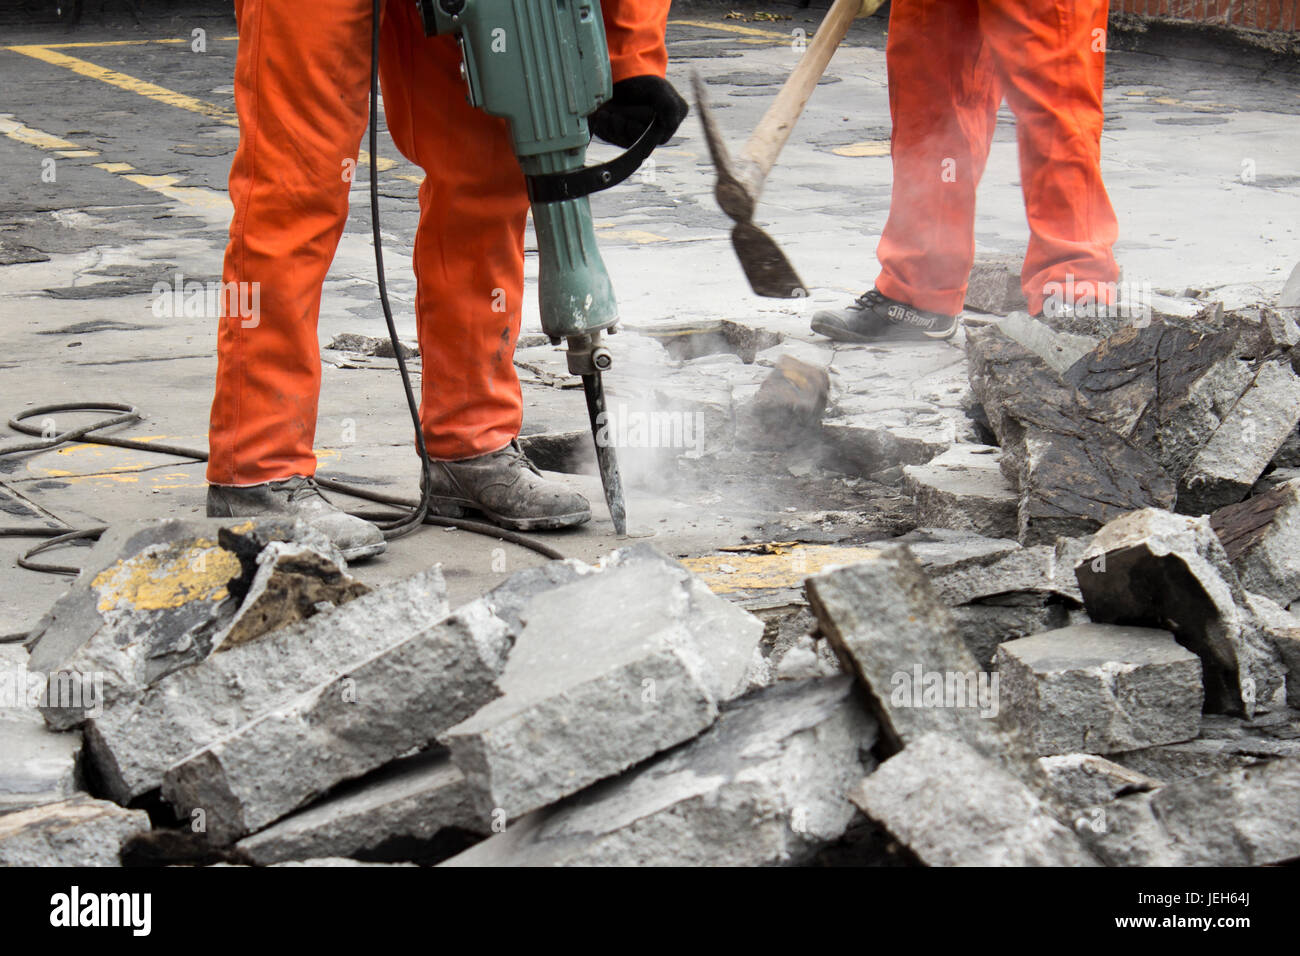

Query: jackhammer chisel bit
[{"left": 582, "top": 370, "right": 626, "bottom": 536}]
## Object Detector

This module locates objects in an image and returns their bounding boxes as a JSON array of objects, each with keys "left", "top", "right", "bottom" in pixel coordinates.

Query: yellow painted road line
[
  {"left": 4, "top": 44, "right": 399, "bottom": 171},
  {"left": 11, "top": 36, "right": 238, "bottom": 50},
  {"left": 1, "top": 113, "right": 230, "bottom": 212},
  {"left": 7, "top": 44, "right": 238, "bottom": 123},
  {"left": 668, "top": 18, "right": 792, "bottom": 41}
]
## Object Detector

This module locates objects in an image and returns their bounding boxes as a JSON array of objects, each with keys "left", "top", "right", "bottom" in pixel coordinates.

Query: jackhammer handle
[{"left": 740, "top": 0, "right": 884, "bottom": 191}]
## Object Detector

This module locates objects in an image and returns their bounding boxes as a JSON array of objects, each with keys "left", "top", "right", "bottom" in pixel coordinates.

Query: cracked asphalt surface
[{"left": 2, "top": 1, "right": 1299, "bottom": 633}]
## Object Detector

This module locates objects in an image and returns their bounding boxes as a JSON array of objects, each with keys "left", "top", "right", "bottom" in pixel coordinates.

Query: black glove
[{"left": 588, "top": 75, "right": 689, "bottom": 149}]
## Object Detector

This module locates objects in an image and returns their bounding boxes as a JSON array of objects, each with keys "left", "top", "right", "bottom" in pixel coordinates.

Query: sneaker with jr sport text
[{"left": 811, "top": 289, "right": 960, "bottom": 343}]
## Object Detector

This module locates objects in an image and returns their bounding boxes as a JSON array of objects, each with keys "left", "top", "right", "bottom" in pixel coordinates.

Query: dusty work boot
[
  {"left": 206, "top": 476, "right": 387, "bottom": 562},
  {"left": 811, "top": 289, "right": 960, "bottom": 343},
  {"left": 425, "top": 440, "right": 591, "bottom": 531}
]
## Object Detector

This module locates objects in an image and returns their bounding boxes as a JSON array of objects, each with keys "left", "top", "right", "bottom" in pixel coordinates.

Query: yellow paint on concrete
[
  {"left": 0, "top": 113, "right": 82, "bottom": 150},
  {"left": 681, "top": 545, "right": 882, "bottom": 594},
  {"left": 593, "top": 223, "right": 669, "bottom": 243},
  {"left": 91, "top": 539, "right": 240, "bottom": 613},
  {"left": 833, "top": 140, "right": 890, "bottom": 158},
  {"left": 93, "top": 161, "right": 134, "bottom": 173},
  {"left": 7, "top": 45, "right": 239, "bottom": 123},
  {"left": 122, "top": 173, "right": 231, "bottom": 211},
  {"left": 668, "top": 18, "right": 790, "bottom": 41}
]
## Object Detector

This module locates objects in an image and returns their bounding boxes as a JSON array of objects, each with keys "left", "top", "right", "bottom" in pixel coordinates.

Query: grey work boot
[
  {"left": 425, "top": 440, "right": 590, "bottom": 531},
  {"left": 206, "top": 476, "right": 387, "bottom": 562},
  {"left": 811, "top": 288, "right": 959, "bottom": 343}
]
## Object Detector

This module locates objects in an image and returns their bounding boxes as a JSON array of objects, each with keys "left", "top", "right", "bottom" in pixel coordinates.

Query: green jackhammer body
[{"left": 415, "top": 0, "right": 630, "bottom": 533}]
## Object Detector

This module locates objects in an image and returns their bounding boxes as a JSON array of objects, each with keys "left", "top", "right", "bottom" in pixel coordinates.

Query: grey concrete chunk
[
  {"left": 162, "top": 599, "right": 510, "bottom": 845},
  {"left": 951, "top": 601, "right": 1072, "bottom": 671},
  {"left": 997, "top": 624, "right": 1203, "bottom": 756},
  {"left": 85, "top": 568, "right": 448, "bottom": 804},
  {"left": 1180, "top": 358, "right": 1300, "bottom": 513},
  {"left": 1211, "top": 478, "right": 1300, "bottom": 606},
  {"left": 0, "top": 646, "right": 83, "bottom": 810},
  {"left": 445, "top": 552, "right": 732, "bottom": 821},
  {"left": 1080, "top": 758, "right": 1300, "bottom": 866},
  {"left": 995, "top": 310, "right": 1098, "bottom": 373},
  {"left": 1037, "top": 753, "right": 1162, "bottom": 813},
  {"left": 1241, "top": 591, "right": 1300, "bottom": 709},
  {"left": 903, "top": 444, "right": 1019, "bottom": 540},
  {"left": 966, "top": 325, "right": 1176, "bottom": 545},
  {"left": 1111, "top": 710, "right": 1300, "bottom": 781},
  {"left": 236, "top": 749, "right": 481, "bottom": 865},
  {"left": 0, "top": 795, "right": 150, "bottom": 866},
  {"left": 963, "top": 258, "right": 1028, "bottom": 316},
  {"left": 805, "top": 545, "right": 1011, "bottom": 761},
  {"left": 925, "top": 539, "right": 1084, "bottom": 606},
  {"left": 28, "top": 517, "right": 353, "bottom": 730},
  {"left": 1077, "top": 508, "right": 1285, "bottom": 716},
  {"left": 443, "top": 677, "right": 877, "bottom": 867},
  {"left": 851, "top": 733, "right": 1099, "bottom": 867}
]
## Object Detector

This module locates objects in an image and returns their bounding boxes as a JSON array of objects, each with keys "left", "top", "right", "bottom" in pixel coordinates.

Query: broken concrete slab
[
  {"left": 1076, "top": 508, "right": 1285, "bottom": 716},
  {"left": 0, "top": 646, "right": 82, "bottom": 810},
  {"left": 1079, "top": 758, "right": 1300, "bottom": 866},
  {"left": 1062, "top": 319, "right": 1253, "bottom": 481},
  {"left": 805, "top": 545, "right": 1010, "bottom": 760},
  {"left": 1211, "top": 477, "right": 1300, "bottom": 606},
  {"left": 162, "top": 598, "right": 510, "bottom": 845},
  {"left": 1037, "top": 753, "right": 1162, "bottom": 813},
  {"left": 996, "top": 311, "right": 1099, "bottom": 374},
  {"left": 903, "top": 444, "right": 1019, "bottom": 540},
  {"left": 236, "top": 749, "right": 482, "bottom": 866},
  {"left": 951, "top": 601, "right": 1073, "bottom": 671},
  {"left": 1241, "top": 591, "right": 1300, "bottom": 709},
  {"left": 966, "top": 325, "right": 1176, "bottom": 544},
  {"left": 443, "top": 677, "right": 877, "bottom": 867},
  {"left": 84, "top": 568, "right": 449, "bottom": 805},
  {"left": 850, "top": 733, "right": 1099, "bottom": 866},
  {"left": 924, "top": 538, "right": 1085, "bottom": 606},
  {"left": 1111, "top": 709, "right": 1300, "bottom": 780},
  {"left": 444, "top": 548, "right": 749, "bottom": 821},
  {"left": 0, "top": 795, "right": 150, "bottom": 866},
  {"left": 963, "top": 257, "right": 1029, "bottom": 316},
  {"left": 996, "top": 624, "right": 1203, "bottom": 756},
  {"left": 28, "top": 517, "right": 351, "bottom": 730},
  {"left": 1179, "top": 358, "right": 1300, "bottom": 513}
]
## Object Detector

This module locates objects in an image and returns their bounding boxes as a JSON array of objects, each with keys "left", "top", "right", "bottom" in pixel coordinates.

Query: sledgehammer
[{"left": 693, "top": 0, "right": 885, "bottom": 297}]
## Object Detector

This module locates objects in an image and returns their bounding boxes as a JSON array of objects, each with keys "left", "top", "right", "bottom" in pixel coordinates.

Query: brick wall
[{"left": 1112, "top": 0, "right": 1300, "bottom": 31}]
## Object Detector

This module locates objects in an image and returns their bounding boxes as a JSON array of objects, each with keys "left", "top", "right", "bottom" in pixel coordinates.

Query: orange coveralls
[
  {"left": 873, "top": 0, "right": 1120, "bottom": 317},
  {"left": 207, "top": 0, "right": 669, "bottom": 486}
]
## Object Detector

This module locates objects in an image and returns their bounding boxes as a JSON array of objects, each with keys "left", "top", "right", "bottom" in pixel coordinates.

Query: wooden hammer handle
[{"left": 740, "top": 0, "right": 884, "bottom": 191}]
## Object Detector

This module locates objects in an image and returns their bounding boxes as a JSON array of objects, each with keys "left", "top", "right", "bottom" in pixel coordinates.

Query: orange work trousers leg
[
  {"left": 875, "top": 0, "right": 1119, "bottom": 317},
  {"left": 207, "top": 0, "right": 372, "bottom": 485},
  {"left": 380, "top": 0, "right": 529, "bottom": 462}
]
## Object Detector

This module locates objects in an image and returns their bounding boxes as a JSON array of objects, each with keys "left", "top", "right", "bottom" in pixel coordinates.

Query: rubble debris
[
  {"left": 994, "top": 311, "right": 1099, "bottom": 374},
  {"left": 1062, "top": 319, "right": 1252, "bottom": 481},
  {"left": 1241, "top": 591, "right": 1300, "bottom": 709},
  {"left": 903, "top": 444, "right": 1019, "bottom": 539},
  {"left": 162, "top": 599, "right": 510, "bottom": 845},
  {"left": 773, "top": 634, "right": 843, "bottom": 682},
  {"left": 850, "top": 733, "right": 1099, "bottom": 867},
  {"left": 805, "top": 545, "right": 1011, "bottom": 761},
  {"left": 962, "top": 257, "right": 1028, "bottom": 316},
  {"left": 1037, "top": 753, "right": 1162, "bottom": 813},
  {"left": 1110, "top": 710, "right": 1300, "bottom": 781},
  {"left": 923, "top": 536, "right": 1083, "bottom": 607},
  {"left": 966, "top": 325, "right": 1176, "bottom": 544},
  {"left": 84, "top": 568, "right": 449, "bottom": 805},
  {"left": 28, "top": 518, "right": 346, "bottom": 730},
  {"left": 443, "top": 677, "right": 877, "bottom": 867},
  {"left": 236, "top": 749, "right": 482, "bottom": 866},
  {"left": 0, "top": 795, "right": 150, "bottom": 866},
  {"left": 444, "top": 546, "right": 763, "bottom": 821},
  {"left": 996, "top": 623, "right": 1203, "bottom": 756},
  {"left": 1076, "top": 508, "right": 1285, "bottom": 716},
  {"left": 631, "top": 319, "right": 781, "bottom": 364},
  {"left": 1079, "top": 758, "right": 1300, "bottom": 866},
  {"left": 1210, "top": 477, "right": 1300, "bottom": 606},
  {"left": 1178, "top": 358, "right": 1300, "bottom": 513},
  {"left": 0, "top": 646, "right": 83, "bottom": 810},
  {"left": 324, "top": 332, "right": 417, "bottom": 359},
  {"left": 951, "top": 602, "right": 1073, "bottom": 672},
  {"left": 739, "top": 355, "right": 830, "bottom": 447}
]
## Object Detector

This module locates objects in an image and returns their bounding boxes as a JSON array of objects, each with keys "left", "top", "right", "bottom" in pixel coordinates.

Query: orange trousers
[
  {"left": 874, "top": 0, "right": 1120, "bottom": 317},
  {"left": 208, "top": 0, "right": 668, "bottom": 485}
]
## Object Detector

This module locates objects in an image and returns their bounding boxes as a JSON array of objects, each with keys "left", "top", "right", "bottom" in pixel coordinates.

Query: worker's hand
[{"left": 589, "top": 75, "right": 689, "bottom": 149}]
